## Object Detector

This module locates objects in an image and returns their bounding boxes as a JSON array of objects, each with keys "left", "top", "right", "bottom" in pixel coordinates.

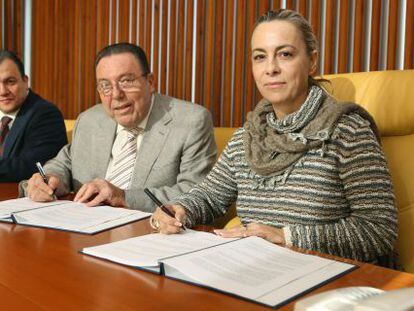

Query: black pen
[
  {"left": 144, "top": 188, "right": 186, "bottom": 230},
  {"left": 36, "top": 162, "right": 57, "bottom": 199}
]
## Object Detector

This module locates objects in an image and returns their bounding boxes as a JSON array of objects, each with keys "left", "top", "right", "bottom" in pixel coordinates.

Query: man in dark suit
[{"left": 0, "top": 50, "right": 67, "bottom": 182}]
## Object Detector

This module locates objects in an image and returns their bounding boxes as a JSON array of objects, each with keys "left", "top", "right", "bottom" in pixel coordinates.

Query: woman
[{"left": 151, "top": 9, "right": 398, "bottom": 267}]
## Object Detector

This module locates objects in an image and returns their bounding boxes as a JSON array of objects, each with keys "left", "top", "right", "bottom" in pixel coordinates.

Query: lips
[
  {"left": 113, "top": 102, "right": 133, "bottom": 114},
  {"left": 263, "top": 82, "right": 286, "bottom": 90},
  {"left": 114, "top": 102, "right": 131, "bottom": 110},
  {"left": 0, "top": 98, "right": 14, "bottom": 102},
  {"left": 265, "top": 81, "right": 285, "bottom": 86}
]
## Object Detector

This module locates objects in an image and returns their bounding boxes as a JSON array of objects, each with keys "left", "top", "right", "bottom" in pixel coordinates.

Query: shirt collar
[{"left": 0, "top": 108, "right": 21, "bottom": 128}]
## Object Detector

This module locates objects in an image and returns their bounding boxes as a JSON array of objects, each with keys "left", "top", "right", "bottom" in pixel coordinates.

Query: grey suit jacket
[{"left": 37, "top": 93, "right": 217, "bottom": 212}]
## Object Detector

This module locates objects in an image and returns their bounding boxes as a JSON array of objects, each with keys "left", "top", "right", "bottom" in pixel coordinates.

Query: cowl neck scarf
[{"left": 244, "top": 86, "right": 380, "bottom": 177}]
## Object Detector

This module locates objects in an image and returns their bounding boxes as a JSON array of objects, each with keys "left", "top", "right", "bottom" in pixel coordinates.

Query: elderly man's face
[
  {"left": 0, "top": 59, "right": 28, "bottom": 114},
  {"left": 96, "top": 53, "right": 154, "bottom": 128}
]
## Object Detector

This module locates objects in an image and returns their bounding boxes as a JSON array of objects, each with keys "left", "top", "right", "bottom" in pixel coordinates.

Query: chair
[
  {"left": 64, "top": 119, "right": 76, "bottom": 143},
  {"left": 324, "top": 70, "right": 414, "bottom": 272},
  {"left": 218, "top": 70, "right": 414, "bottom": 272}
]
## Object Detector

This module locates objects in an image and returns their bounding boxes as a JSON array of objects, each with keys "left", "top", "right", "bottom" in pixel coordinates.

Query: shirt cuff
[{"left": 283, "top": 226, "right": 293, "bottom": 246}]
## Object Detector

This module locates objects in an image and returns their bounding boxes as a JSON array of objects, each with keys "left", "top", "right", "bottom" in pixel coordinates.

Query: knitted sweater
[{"left": 176, "top": 107, "right": 398, "bottom": 267}]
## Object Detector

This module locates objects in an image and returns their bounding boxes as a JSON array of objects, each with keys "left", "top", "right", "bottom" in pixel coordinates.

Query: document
[
  {"left": 0, "top": 198, "right": 71, "bottom": 222},
  {"left": 82, "top": 232, "right": 356, "bottom": 307},
  {"left": 0, "top": 198, "right": 151, "bottom": 234},
  {"left": 82, "top": 229, "right": 237, "bottom": 273},
  {"left": 161, "top": 236, "right": 356, "bottom": 307}
]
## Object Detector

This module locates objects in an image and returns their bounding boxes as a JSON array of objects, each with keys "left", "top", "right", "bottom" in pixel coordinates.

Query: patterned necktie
[
  {"left": 0, "top": 116, "right": 12, "bottom": 156},
  {"left": 107, "top": 127, "right": 142, "bottom": 190}
]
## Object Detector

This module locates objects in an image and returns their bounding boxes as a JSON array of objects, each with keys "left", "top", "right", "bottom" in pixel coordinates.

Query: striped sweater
[{"left": 176, "top": 113, "right": 398, "bottom": 267}]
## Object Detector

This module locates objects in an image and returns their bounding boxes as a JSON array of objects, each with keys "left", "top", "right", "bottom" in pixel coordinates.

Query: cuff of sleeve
[
  {"left": 18, "top": 180, "right": 28, "bottom": 198},
  {"left": 174, "top": 199, "right": 196, "bottom": 228},
  {"left": 283, "top": 226, "right": 293, "bottom": 246}
]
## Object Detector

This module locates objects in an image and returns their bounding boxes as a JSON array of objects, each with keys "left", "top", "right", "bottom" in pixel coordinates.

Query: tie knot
[
  {"left": 1, "top": 116, "right": 12, "bottom": 129},
  {"left": 126, "top": 127, "right": 142, "bottom": 138}
]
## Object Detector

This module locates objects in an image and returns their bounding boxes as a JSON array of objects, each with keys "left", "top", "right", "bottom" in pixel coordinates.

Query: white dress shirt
[{"left": 105, "top": 95, "right": 154, "bottom": 180}]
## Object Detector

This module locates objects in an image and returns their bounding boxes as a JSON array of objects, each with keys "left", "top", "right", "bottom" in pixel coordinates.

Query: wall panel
[
  {"left": 353, "top": 0, "right": 365, "bottom": 72},
  {"left": 1, "top": 0, "right": 413, "bottom": 126},
  {"left": 1, "top": 0, "right": 24, "bottom": 64},
  {"left": 405, "top": 0, "right": 413, "bottom": 69}
]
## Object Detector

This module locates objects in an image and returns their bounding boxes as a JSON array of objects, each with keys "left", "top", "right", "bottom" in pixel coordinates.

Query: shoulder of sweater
[
  {"left": 334, "top": 112, "right": 373, "bottom": 136},
  {"left": 219, "top": 127, "right": 245, "bottom": 159},
  {"left": 228, "top": 127, "right": 245, "bottom": 145},
  {"left": 331, "top": 112, "right": 379, "bottom": 148}
]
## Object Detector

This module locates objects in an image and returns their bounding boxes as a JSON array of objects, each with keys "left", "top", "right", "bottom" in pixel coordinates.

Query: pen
[
  {"left": 144, "top": 188, "right": 186, "bottom": 230},
  {"left": 36, "top": 162, "right": 57, "bottom": 199}
]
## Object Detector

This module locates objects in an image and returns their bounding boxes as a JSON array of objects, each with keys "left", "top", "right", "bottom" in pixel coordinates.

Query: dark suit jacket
[{"left": 0, "top": 90, "right": 67, "bottom": 182}]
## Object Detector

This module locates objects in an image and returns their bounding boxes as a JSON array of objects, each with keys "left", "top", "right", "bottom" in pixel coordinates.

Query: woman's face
[{"left": 251, "top": 20, "right": 317, "bottom": 116}]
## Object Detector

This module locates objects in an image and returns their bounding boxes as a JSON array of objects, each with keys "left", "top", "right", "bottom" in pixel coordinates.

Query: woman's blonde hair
[{"left": 254, "top": 9, "right": 322, "bottom": 87}]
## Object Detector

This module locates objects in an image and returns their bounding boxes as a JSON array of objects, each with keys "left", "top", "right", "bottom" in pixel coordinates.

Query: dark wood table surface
[{"left": 1, "top": 182, "right": 414, "bottom": 310}]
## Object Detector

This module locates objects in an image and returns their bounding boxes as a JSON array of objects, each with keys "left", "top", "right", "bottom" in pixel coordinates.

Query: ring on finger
[{"left": 149, "top": 215, "right": 161, "bottom": 231}]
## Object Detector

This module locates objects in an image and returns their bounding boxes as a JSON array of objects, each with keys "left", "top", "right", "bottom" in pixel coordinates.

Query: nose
[
  {"left": 111, "top": 83, "right": 126, "bottom": 100},
  {"left": 265, "top": 57, "right": 280, "bottom": 76}
]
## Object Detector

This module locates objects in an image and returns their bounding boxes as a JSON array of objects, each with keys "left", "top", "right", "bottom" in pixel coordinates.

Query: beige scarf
[{"left": 244, "top": 86, "right": 380, "bottom": 177}]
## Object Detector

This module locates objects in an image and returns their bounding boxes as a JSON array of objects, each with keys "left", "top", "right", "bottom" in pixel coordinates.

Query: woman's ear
[{"left": 309, "top": 50, "right": 318, "bottom": 75}]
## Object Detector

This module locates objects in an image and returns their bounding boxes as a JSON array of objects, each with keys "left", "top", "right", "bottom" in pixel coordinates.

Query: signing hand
[
  {"left": 151, "top": 204, "right": 187, "bottom": 234},
  {"left": 27, "top": 173, "right": 60, "bottom": 202},
  {"left": 74, "top": 179, "right": 126, "bottom": 207},
  {"left": 214, "top": 223, "right": 286, "bottom": 244}
]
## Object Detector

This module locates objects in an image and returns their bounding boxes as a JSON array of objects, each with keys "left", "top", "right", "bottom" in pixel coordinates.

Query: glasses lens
[{"left": 97, "top": 84, "right": 111, "bottom": 95}]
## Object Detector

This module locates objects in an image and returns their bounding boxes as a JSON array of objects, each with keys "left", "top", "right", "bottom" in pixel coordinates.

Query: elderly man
[
  {"left": 24, "top": 43, "right": 216, "bottom": 212},
  {"left": 0, "top": 50, "right": 67, "bottom": 182}
]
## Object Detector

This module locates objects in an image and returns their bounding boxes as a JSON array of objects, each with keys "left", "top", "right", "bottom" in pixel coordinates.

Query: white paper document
[
  {"left": 0, "top": 198, "right": 151, "bottom": 234},
  {"left": 160, "top": 236, "right": 355, "bottom": 307},
  {"left": 82, "top": 231, "right": 355, "bottom": 307},
  {"left": 0, "top": 197, "right": 71, "bottom": 219},
  {"left": 82, "top": 229, "right": 237, "bottom": 272},
  {"left": 82, "top": 229, "right": 234, "bottom": 272}
]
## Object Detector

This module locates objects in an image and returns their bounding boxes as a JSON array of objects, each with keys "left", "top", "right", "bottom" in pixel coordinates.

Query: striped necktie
[
  {"left": 107, "top": 127, "right": 141, "bottom": 190},
  {"left": 0, "top": 116, "right": 12, "bottom": 156}
]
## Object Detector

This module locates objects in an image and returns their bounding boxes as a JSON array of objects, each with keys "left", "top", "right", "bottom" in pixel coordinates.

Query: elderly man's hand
[
  {"left": 151, "top": 204, "right": 187, "bottom": 234},
  {"left": 74, "top": 179, "right": 127, "bottom": 207},
  {"left": 27, "top": 173, "right": 60, "bottom": 202},
  {"left": 214, "top": 223, "right": 286, "bottom": 244}
]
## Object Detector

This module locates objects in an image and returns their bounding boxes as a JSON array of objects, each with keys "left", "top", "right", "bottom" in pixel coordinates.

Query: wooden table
[{"left": 1, "top": 183, "right": 414, "bottom": 310}]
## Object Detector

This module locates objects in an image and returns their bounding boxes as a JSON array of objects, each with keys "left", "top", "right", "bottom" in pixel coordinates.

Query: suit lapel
[
  {"left": 132, "top": 94, "right": 172, "bottom": 187},
  {"left": 93, "top": 113, "right": 117, "bottom": 179},
  {"left": 3, "top": 92, "right": 35, "bottom": 158}
]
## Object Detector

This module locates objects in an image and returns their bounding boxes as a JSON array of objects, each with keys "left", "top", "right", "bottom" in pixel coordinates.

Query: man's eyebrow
[
  {"left": 118, "top": 73, "right": 137, "bottom": 79},
  {"left": 96, "top": 73, "right": 136, "bottom": 82},
  {"left": 96, "top": 78, "right": 110, "bottom": 83}
]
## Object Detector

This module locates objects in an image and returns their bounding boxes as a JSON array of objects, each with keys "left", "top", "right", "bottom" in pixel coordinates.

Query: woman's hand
[
  {"left": 150, "top": 204, "right": 187, "bottom": 234},
  {"left": 214, "top": 223, "right": 286, "bottom": 244}
]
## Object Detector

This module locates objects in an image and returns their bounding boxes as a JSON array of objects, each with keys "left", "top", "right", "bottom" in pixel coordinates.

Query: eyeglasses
[{"left": 96, "top": 74, "right": 148, "bottom": 96}]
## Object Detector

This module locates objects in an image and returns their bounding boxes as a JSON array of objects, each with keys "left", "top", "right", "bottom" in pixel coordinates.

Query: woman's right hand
[{"left": 151, "top": 204, "right": 187, "bottom": 234}]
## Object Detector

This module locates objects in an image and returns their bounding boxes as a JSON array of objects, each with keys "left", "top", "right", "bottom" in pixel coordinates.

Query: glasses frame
[{"left": 96, "top": 73, "right": 148, "bottom": 96}]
